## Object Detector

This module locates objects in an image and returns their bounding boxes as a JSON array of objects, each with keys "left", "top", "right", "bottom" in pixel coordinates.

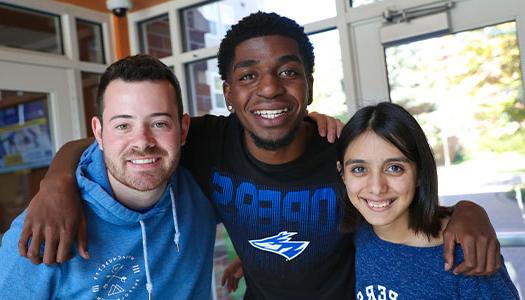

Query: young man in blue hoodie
[{"left": 0, "top": 55, "right": 217, "bottom": 299}]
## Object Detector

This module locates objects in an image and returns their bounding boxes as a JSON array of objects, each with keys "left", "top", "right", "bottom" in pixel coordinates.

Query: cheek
[
  {"left": 343, "top": 176, "right": 362, "bottom": 204},
  {"left": 390, "top": 177, "right": 417, "bottom": 198}
]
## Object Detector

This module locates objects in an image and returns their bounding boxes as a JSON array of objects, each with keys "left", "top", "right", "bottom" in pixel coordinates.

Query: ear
[
  {"left": 180, "top": 113, "right": 190, "bottom": 146},
  {"left": 307, "top": 74, "right": 314, "bottom": 105},
  {"left": 336, "top": 161, "right": 343, "bottom": 178},
  {"left": 223, "top": 81, "right": 234, "bottom": 112},
  {"left": 91, "top": 116, "right": 103, "bottom": 150}
]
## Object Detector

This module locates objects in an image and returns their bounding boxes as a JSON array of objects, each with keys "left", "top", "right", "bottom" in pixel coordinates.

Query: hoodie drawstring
[
  {"left": 138, "top": 185, "right": 181, "bottom": 300},
  {"left": 139, "top": 220, "right": 153, "bottom": 300},
  {"left": 169, "top": 186, "right": 181, "bottom": 252}
]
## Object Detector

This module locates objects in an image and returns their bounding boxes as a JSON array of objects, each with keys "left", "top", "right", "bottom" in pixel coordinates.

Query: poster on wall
[{"left": 0, "top": 100, "right": 53, "bottom": 173}]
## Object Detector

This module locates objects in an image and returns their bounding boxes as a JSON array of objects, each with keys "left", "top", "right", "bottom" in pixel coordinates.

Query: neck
[
  {"left": 108, "top": 173, "right": 167, "bottom": 211},
  {"left": 244, "top": 122, "right": 311, "bottom": 165},
  {"left": 373, "top": 214, "right": 444, "bottom": 247}
]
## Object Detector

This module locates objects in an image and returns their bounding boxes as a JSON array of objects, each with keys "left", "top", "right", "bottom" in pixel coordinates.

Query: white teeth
[
  {"left": 366, "top": 199, "right": 392, "bottom": 209},
  {"left": 131, "top": 158, "right": 156, "bottom": 164},
  {"left": 253, "top": 108, "right": 289, "bottom": 119}
]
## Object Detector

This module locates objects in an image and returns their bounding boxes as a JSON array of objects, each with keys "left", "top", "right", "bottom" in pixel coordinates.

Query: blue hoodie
[{"left": 0, "top": 142, "right": 217, "bottom": 299}]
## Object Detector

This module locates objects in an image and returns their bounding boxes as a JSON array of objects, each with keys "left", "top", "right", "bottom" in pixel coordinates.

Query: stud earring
[{"left": 227, "top": 104, "right": 233, "bottom": 111}]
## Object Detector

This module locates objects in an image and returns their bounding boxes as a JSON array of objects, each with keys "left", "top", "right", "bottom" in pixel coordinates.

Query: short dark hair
[
  {"left": 217, "top": 11, "right": 315, "bottom": 82},
  {"left": 336, "top": 102, "right": 445, "bottom": 238},
  {"left": 96, "top": 54, "right": 183, "bottom": 123}
]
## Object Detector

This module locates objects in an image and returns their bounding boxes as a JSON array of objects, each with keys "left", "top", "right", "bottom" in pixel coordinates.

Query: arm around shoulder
[{"left": 18, "top": 138, "right": 92, "bottom": 265}]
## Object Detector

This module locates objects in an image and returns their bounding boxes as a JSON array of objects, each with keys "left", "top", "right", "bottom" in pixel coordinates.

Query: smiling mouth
[
  {"left": 362, "top": 198, "right": 395, "bottom": 210},
  {"left": 252, "top": 108, "right": 289, "bottom": 120},
  {"left": 129, "top": 158, "right": 159, "bottom": 165}
]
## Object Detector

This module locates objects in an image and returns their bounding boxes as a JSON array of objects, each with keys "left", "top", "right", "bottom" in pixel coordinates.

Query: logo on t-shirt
[
  {"left": 249, "top": 231, "right": 310, "bottom": 261},
  {"left": 91, "top": 255, "right": 141, "bottom": 299}
]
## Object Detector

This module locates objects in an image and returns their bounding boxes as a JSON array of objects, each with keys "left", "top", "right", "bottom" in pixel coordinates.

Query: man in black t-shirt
[{"left": 181, "top": 12, "right": 501, "bottom": 299}]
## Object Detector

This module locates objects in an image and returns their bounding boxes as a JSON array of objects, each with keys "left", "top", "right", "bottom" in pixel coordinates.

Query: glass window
[
  {"left": 385, "top": 21, "right": 525, "bottom": 295},
  {"left": 0, "top": 3, "right": 63, "bottom": 54},
  {"left": 138, "top": 14, "right": 172, "bottom": 58},
  {"left": 0, "top": 90, "right": 50, "bottom": 236},
  {"left": 308, "top": 30, "right": 348, "bottom": 121},
  {"left": 180, "top": 0, "right": 336, "bottom": 51},
  {"left": 185, "top": 58, "right": 227, "bottom": 116},
  {"left": 76, "top": 19, "right": 105, "bottom": 64},
  {"left": 81, "top": 72, "right": 102, "bottom": 137}
]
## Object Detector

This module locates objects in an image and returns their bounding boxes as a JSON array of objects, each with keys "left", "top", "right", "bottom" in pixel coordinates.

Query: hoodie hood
[{"left": 76, "top": 142, "right": 173, "bottom": 226}]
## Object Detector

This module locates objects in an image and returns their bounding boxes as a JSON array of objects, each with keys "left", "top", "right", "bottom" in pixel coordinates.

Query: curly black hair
[{"left": 217, "top": 11, "right": 315, "bottom": 81}]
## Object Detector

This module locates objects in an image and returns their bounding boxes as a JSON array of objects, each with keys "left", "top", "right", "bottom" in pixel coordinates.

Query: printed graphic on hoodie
[{"left": 91, "top": 255, "right": 142, "bottom": 300}]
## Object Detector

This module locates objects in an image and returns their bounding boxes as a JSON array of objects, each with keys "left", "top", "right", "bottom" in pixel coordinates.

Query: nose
[
  {"left": 367, "top": 172, "right": 388, "bottom": 195},
  {"left": 256, "top": 73, "right": 285, "bottom": 99},
  {"left": 132, "top": 126, "right": 156, "bottom": 151}
]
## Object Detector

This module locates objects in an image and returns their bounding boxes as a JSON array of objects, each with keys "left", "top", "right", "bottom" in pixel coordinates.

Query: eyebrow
[
  {"left": 108, "top": 112, "right": 173, "bottom": 122},
  {"left": 232, "top": 55, "right": 303, "bottom": 71},
  {"left": 344, "top": 157, "right": 410, "bottom": 167}
]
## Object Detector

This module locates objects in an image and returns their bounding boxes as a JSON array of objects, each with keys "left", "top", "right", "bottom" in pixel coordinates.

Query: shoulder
[
  {"left": 0, "top": 211, "right": 62, "bottom": 295},
  {"left": 458, "top": 260, "right": 520, "bottom": 299}
]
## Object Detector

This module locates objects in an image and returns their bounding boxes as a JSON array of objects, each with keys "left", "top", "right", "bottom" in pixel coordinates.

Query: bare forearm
[{"left": 46, "top": 138, "right": 93, "bottom": 177}]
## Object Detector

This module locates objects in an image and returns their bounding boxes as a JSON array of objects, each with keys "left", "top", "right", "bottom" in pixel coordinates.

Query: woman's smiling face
[{"left": 341, "top": 130, "right": 418, "bottom": 230}]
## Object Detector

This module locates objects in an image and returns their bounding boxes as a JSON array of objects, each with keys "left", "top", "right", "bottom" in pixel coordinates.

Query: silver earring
[{"left": 227, "top": 104, "right": 233, "bottom": 111}]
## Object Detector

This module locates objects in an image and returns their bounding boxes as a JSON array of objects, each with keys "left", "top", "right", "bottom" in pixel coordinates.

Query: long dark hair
[{"left": 337, "top": 102, "right": 446, "bottom": 238}]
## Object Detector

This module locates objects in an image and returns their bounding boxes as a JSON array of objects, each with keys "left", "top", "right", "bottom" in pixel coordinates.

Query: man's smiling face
[
  {"left": 223, "top": 35, "right": 313, "bottom": 151},
  {"left": 93, "top": 79, "right": 188, "bottom": 192}
]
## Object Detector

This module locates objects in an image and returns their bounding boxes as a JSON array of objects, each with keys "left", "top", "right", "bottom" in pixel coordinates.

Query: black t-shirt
[{"left": 181, "top": 114, "right": 355, "bottom": 300}]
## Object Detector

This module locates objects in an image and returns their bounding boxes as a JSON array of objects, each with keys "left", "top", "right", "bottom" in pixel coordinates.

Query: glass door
[
  {"left": 0, "top": 61, "right": 79, "bottom": 241},
  {"left": 385, "top": 20, "right": 525, "bottom": 296}
]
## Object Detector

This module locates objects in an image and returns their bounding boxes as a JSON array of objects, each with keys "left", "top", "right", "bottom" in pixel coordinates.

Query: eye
[
  {"left": 386, "top": 164, "right": 404, "bottom": 174},
  {"left": 240, "top": 73, "right": 255, "bottom": 81},
  {"left": 279, "top": 70, "right": 298, "bottom": 78},
  {"left": 152, "top": 122, "right": 166, "bottom": 128},
  {"left": 350, "top": 165, "right": 367, "bottom": 175},
  {"left": 115, "top": 124, "right": 129, "bottom": 130}
]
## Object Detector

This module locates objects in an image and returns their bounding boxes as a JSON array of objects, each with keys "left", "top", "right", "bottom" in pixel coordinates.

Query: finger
[
  {"left": 484, "top": 239, "right": 500, "bottom": 275},
  {"left": 27, "top": 231, "right": 43, "bottom": 265},
  {"left": 327, "top": 119, "right": 337, "bottom": 143},
  {"left": 234, "top": 268, "right": 243, "bottom": 278},
  {"left": 221, "top": 273, "right": 228, "bottom": 286},
  {"left": 454, "top": 237, "right": 476, "bottom": 275},
  {"left": 472, "top": 236, "right": 488, "bottom": 275},
  {"left": 42, "top": 235, "right": 59, "bottom": 265},
  {"left": 336, "top": 120, "right": 344, "bottom": 138},
  {"left": 18, "top": 222, "right": 33, "bottom": 257},
  {"left": 442, "top": 230, "right": 455, "bottom": 271},
  {"left": 76, "top": 215, "right": 89, "bottom": 260},
  {"left": 313, "top": 114, "right": 327, "bottom": 137},
  {"left": 56, "top": 232, "right": 74, "bottom": 263}
]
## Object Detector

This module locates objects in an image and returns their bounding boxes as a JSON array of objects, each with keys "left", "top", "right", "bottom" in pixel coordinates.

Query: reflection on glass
[
  {"left": 385, "top": 22, "right": 525, "bottom": 296},
  {"left": 0, "top": 3, "right": 63, "bottom": 54},
  {"left": 351, "top": 0, "right": 384, "bottom": 7},
  {"left": 180, "top": 0, "right": 336, "bottom": 51},
  {"left": 0, "top": 90, "right": 51, "bottom": 234},
  {"left": 309, "top": 30, "right": 347, "bottom": 121},
  {"left": 185, "top": 58, "right": 227, "bottom": 116},
  {"left": 81, "top": 73, "right": 102, "bottom": 137},
  {"left": 76, "top": 19, "right": 105, "bottom": 64},
  {"left": 138, "top": 14, "right": 172, "bottom": 58}
]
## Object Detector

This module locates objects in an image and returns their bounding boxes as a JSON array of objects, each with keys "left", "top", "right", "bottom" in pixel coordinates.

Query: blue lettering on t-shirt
[{"left": 211, "top": 171, "right": 337, "bottom": 235}]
